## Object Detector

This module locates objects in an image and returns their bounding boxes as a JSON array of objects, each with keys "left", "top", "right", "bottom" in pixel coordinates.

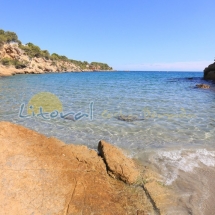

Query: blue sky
[{"left": 1, "top": 0, "right": 214, "bottom": 71}]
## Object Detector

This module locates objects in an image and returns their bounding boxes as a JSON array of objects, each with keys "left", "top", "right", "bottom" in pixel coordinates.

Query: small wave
[{"left": 151, "top": 148, "right": 215, "bottom": 185}]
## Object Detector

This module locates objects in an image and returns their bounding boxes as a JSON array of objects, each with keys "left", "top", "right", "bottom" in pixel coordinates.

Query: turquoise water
[
  {"left": 1, "top": 71, "right": 215, "bottom": 214},
  {"left": 0, "top": 71, "right": 214, "bottom": 149}
]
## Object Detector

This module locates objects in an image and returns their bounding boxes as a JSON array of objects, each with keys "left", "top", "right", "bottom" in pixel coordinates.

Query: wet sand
[
  {"left": 172, "top": 167, "right": 215, "bottom": 215},
  {"left": 135, "top": 148, "right": 215, "bottom": 215}
]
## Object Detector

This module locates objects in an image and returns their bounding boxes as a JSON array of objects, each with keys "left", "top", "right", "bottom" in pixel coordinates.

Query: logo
[{"left": 19, "top": 92, "right": 93, "bottom": 121}]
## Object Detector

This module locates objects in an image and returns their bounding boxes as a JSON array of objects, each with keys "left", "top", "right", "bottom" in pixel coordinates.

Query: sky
[{"left": 0, "top": 0, "right": 215, "bottom": 71}]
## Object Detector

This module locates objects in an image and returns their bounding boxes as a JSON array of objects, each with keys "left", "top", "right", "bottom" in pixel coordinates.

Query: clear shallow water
[
  {"left": 0, "top": 71, "right": 214, "bottom": 149},
  {"left": 1, "top": 71, "right": 215, "bottom": 214}
]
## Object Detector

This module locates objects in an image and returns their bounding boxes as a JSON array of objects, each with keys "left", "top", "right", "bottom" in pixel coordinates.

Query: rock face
[
  {"left": 0, "top": 122, "right": 149, "bottom": 215},
  {"left": 0, "top": 43, "right": 113, "bottom": 76},
  {"left": 98, "top": 140, "right": 140, "bottom": 184},
  {"left": 0, "top": 43, "right": 81, "bottom": 76},
  {"left": 204, "top": 62, "right": 215, "bottom": 80},
  {"left": 196, "top": 84, "right": 210, "bottom": 89}
]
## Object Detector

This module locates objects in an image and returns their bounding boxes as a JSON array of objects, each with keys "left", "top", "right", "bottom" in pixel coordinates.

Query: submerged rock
[
  {"left": 117, "top": 114, "right": 144, "bottom": 122},
  {"left": 63, "top": 115, "right": 75, "bottom": 121},
  {"left": 196, "top": 84, "right": 210, "bottom": 89}
]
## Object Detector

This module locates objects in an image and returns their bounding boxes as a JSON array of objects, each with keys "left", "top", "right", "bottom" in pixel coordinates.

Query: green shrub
[
  {"left": 69, "top": 59, "right": 89, "bottom": 69},
  {"left": 1, "top": 57, "right": 11, "bottom": 66},
  {"left": 0, "top": 35, "right": 6, "bottom": 47},
  {"left": 14, "top": 60, "right": 27, "bottom": 69},
  {"left": 18, "top": 43, "right": 50, "bottom": 60},
  {"left": 0, "top": 29, "right": 20, "bottom": 44},
  {"left": 50, "top": 53, "right": 60, "bottom": 61},
  {"left": 90, "top": 62, "right": 111, "bottom": 70},
  {"left": 19, "top": 43, "right": 42, "bottom": 58},
  {"left": 41, "top": 50, "right": 50, "bottom": 59},
  {"left": 59, "top": 55, "right": 68, "bottom": 61},
  {"left": 1, "top": 57, "right": 27, "bottom": 69}
]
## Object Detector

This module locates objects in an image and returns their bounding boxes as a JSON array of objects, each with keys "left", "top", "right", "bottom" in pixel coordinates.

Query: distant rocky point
[
  {"left": 204, "top": 61, "right": 215, "bottom": 80},
  {"left": 0, "top": 29, "right": 113, "bottom": 76}
]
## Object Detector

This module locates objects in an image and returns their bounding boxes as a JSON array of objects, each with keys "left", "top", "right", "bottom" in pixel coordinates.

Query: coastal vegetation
[
  {"left": 19, "top": 43, "right": 50, "bottom": 59},
  {"left": 0, "top": 29, "right": 20, "bottom": 47},
  {"left": 1, "top": 57, "right": 27, "bottom": 69},
  {"left": 0, "top": 29, "right": 112, "bottom": 75}
]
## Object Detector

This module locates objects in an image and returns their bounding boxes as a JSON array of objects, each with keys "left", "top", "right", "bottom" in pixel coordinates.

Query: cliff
[
  {"left": 204, "top": 62, "right": 215, "bottom": 80},
  {"left": 0, "top": 43, "right": 80, "bottom": 76},
  {"left": 0, "top": 29, "right": 113, "bottom": 76}
]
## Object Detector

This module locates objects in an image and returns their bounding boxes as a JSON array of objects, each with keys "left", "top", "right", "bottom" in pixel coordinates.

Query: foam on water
[{"left": 149, "top": 149, "right": 215, "bottom": 185}]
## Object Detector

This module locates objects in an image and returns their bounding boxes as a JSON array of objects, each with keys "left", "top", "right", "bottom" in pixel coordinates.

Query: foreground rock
[
  {"left": 0, "top": 121, "right": 151, "bottom": 215},
  {"left": 0, "top": 121, "right": 176, "bottom": 214},
  {"left": 204, "top": 62, "right": 215, "bottom": 80}
]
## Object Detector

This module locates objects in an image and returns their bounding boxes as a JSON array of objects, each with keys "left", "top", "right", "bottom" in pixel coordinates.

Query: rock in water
[
  {"left": 63, "top": 115, "right": 75, "bottom": 121},
  {"left": 117, "top": 114, "right": 144, "bottom": 122},
  {"left": 196, "top": 84, "right": 210, "bottom": 89},
  {"left": 204, "top": 62, "right": 215, "bottom": 80},
  {"left": 98, "top": 140, "right": 140, "bottom": 184}
]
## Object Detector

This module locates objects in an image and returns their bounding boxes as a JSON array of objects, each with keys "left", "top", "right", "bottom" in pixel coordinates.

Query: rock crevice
[{"left": 98, "top": 140, "right": 140, "bottom": 184}]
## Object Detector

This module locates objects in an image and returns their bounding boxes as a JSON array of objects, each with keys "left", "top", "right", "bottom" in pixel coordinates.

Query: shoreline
[
  {"left": 0, "top": 66, "right": 115, "bottom": 77},
  {"left": 0, "top": 121, "right": 174, "bottom": 215},
  {"left": 0, "top": 121, "right": 215, "bottom": 215},
  {"left": 0, "top": 69, "right": 205, "bottom": 78},
  {"left": 1, "top": 121, "right": 214, "bottom": 214}
]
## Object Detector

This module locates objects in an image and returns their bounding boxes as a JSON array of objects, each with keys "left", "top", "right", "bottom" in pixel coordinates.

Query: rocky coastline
[
  {"left": 0, "top": 43, "right": 113, "bottom": 76},
  {"left": 0, "top": 29, "right": 113, "bottom": 77},
  {"left": 0, "top": 121, "right": 174, "bottom": 215}
]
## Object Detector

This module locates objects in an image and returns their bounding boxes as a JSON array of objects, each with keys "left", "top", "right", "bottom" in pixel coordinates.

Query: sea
[{"left": 0, "top": 71, "right": 215, "bottom": 214}]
